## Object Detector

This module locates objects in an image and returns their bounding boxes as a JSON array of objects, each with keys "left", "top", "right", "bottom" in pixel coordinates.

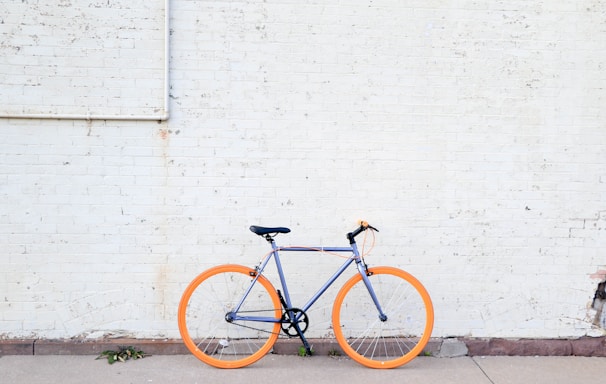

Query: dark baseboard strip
[{"left": 1, "top": 337, "right": 605, "bottom": 357}]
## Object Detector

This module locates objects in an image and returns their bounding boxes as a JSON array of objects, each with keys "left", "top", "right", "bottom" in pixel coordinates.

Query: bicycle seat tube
[{"left": 269, "top": 237, "right": 295, "bottom": 309}]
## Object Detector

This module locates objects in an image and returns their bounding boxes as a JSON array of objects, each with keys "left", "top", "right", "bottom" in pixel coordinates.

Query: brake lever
[{"left": 359, "top": 220, "right": 379, "bottom": 232}]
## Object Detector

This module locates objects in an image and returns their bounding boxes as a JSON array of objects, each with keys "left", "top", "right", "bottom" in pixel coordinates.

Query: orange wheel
[
  {"left": 178, "top": 264, "right": 281, "bottom": 368},
  {"left": 332, "top": 266, "right": 434, "bottom": 369}
]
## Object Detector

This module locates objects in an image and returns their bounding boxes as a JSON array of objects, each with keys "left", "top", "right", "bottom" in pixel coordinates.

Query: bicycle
[{"left": 178, "top": 221, "right": 434, "bottom": 369}]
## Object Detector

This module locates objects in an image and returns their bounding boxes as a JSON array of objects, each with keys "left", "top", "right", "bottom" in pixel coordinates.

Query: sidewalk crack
[{"left": 472, "top": 357, "right": 496, "bottom": 384}]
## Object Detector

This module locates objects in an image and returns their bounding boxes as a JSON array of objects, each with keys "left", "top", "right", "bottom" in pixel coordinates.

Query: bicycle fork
[{"left": 357, "top": 260, "right": 388, "bottom": 322}]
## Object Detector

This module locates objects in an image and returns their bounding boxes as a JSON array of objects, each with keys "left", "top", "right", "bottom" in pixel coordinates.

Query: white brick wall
[
  {"left": 1, "top": 0, "right": 605, "bottom": 340},
  {"left": 0, "top": 1, "right": 166, "bottom": 118}
]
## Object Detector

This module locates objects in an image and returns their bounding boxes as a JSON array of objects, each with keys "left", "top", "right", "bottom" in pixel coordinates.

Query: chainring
[{"left": 280, "top": 308, "right": 309, "bottom": 337}]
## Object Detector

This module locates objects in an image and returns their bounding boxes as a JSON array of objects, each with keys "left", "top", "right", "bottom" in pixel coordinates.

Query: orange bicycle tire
[
  {"left": 332, "top": 266, "right": 434, "bottom": 369},
  {"left": 178, "top": 264, "right": 281, "bottom": 368}
]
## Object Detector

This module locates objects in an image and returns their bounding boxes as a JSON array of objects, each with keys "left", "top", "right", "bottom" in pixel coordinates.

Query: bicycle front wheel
[
  {"left": 332, "top": 266, "right": 434, "bottom": 369},
  {"left": 178, "top": 264, "right": 282, "bottom": 368}
]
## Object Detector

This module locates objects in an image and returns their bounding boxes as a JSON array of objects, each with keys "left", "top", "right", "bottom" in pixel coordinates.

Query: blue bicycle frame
[{"left": 227, "top": 233, "right": 388, "bottom": 353}]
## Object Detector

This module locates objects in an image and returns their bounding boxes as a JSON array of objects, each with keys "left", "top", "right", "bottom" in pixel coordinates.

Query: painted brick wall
[
  {"left": 0, "top": 1, "right": 166, "bottom": 117},
  {"left": 1, "top": 0, "right": 605, "bottom": 340}
]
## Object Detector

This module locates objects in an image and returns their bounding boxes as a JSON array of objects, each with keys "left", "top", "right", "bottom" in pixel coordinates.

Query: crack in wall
[
  {"left": 592, "top": 280, "right": 606, "bottom": 329},
  {"left": 576, "top": 211, "right": 606, "bottom": 331},
  {"left": 569, "top": 210, "right": 606, "bottom": 238}
]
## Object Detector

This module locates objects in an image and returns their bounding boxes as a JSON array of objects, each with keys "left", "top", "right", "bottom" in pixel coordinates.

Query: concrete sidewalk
[{"left": 1, "top": 354, "right": 604, "bottom": 384}]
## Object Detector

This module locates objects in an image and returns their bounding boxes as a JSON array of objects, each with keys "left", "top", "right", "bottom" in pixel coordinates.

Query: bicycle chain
[{"left": 227, "top": 309, "right": 283, "bottom": 336}]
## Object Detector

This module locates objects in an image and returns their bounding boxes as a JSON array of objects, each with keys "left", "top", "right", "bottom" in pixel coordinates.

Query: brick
[
  {"left": 570, "top": 337, "right": 606, "bottom": 357},
  {"left": 465, "top": 339, "right": 573, "bottom": 356},
  {"left": 465, "top": 339, "right": 492, "bottom": 356},
  {"left": 0, "top": 340, "right": 34, "bottom": 356}
]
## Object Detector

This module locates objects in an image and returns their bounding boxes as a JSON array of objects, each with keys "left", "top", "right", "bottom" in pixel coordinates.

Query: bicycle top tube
[{"left": 278, "top": 246, "right": 353, "bottom": 253}]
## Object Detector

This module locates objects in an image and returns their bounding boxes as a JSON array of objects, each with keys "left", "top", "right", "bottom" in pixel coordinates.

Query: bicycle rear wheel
[
  {"left": 332, "top": 266, "right": 434, "bottom": 369},
  {"left": 178, "top": 264, "right": 281, "bottom": 368}
]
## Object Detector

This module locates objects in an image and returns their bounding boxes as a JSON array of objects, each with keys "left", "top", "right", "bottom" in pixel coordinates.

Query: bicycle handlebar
[{"left": 347, "top": 221, "right": 379, "bottom": 243}]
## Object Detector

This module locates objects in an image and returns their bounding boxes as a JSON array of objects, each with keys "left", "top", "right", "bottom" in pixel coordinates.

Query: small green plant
[
  {"left": 298, "top": 345, "right": 313, "bottom": 357},
  {"left": 423, "top": 351, "right": 432, "bottom": 357},
  {"left": 328, "top": 348, "right": 341, "bottom": 357},
  {"left": 97, "top": 345, "right": 148, "bottom": 364}
]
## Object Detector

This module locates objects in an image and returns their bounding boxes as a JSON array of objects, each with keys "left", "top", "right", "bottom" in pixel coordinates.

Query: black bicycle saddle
[{"left": 249, "top": 226, "right": 291, "bottom": 236}]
